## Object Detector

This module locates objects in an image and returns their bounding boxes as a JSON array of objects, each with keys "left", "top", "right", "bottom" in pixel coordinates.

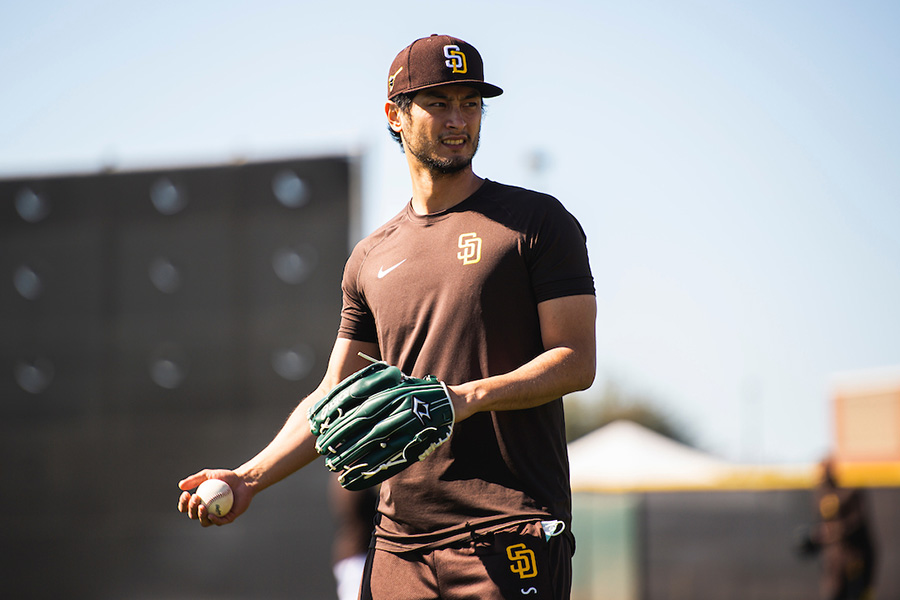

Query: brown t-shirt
[{"left": 338, "top": 180, "right": 594, "bottom": 551}]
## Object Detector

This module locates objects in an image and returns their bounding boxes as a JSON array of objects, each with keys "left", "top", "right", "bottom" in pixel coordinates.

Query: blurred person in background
[{"left": 810, "top": 456, "right": 877, "bottom": 600}]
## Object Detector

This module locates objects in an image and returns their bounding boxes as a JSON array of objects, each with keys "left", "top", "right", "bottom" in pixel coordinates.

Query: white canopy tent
[{"left": 567, "top": 420, "right": 814, "bottom": 492}]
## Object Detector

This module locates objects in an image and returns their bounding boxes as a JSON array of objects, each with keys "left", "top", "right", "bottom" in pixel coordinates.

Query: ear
[{"left": 385, "top": 101, "right": 403, "bottom": 133}]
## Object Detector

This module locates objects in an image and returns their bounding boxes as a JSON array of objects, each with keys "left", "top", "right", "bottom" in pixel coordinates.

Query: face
[{"left": 392, "top": 85, "right": 483, "bottom": 175}]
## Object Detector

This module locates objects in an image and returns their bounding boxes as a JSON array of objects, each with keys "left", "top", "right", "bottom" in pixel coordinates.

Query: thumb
[{"left": 178, "top": 470, "right": 213, "bottom": 491}]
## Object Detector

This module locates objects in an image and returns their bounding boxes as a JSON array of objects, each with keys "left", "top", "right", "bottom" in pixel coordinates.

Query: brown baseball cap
[{"left": 387, "top": 34, "right": 503, "bottom": 100}]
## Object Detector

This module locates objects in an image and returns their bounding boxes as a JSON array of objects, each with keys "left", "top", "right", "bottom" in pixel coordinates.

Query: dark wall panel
[
  {"left": 0, "top": 155, "right": 356, "bottom": 599},
  {"left": 1, "top": 177, "right": 108, "bottom": 421}
]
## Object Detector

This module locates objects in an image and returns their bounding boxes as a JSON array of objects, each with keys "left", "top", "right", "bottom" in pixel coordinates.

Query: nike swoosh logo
[{"left": 377, "top": 259, "right": 407, "bottom": 279}]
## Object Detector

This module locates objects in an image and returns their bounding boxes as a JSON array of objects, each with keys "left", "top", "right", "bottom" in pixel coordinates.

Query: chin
[{"left": 431, "top": 158, "right": 473, "bottom": 175}]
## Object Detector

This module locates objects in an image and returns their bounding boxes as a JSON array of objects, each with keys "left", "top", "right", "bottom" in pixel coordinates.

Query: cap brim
[
  {"left": 474, "top": 82, "right": 504, "bottom": 98},
  {"left": 391, "top": 80, "right": 504, "bottom": 99}
]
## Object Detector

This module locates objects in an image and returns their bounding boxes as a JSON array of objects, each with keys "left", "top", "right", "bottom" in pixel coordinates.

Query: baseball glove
[{"left": 308, "top": 359, "right": 455, "bottom": 491}]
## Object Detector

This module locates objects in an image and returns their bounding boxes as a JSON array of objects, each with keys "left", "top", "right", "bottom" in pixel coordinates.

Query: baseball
[{"left": 196, "top": 479, "right": 234, "bottom": 517}]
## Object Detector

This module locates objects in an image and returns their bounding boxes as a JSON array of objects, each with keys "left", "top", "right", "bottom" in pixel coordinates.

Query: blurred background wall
[{"left": 1, "top": 155, "right": 356, "bottom": 599}]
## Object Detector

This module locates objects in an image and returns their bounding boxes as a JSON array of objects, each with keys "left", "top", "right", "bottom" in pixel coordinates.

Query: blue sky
[{"left": 3, "top": 1, "right": 898, "bottom": 463}]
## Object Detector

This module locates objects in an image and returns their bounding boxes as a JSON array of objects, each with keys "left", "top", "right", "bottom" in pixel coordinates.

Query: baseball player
[{"left": 178, "top": 34, "right": 596, "bottom": 600}]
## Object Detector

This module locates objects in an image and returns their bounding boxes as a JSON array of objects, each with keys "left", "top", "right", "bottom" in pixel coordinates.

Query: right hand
[{"left": 177, "top": 469, "right": 253, "bottom": 528}]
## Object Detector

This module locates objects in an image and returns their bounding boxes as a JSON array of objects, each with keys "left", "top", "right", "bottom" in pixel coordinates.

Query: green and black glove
[{"left": 308, "top": 359, "right": 455, "bottom": 491}]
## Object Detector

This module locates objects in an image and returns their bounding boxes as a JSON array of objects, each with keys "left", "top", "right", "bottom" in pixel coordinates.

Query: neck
[{"left": 407, "top": 163, "right": 483, "bottom": 215}]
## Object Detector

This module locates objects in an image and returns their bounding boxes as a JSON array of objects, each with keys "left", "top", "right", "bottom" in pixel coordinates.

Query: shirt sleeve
[
  {"left": 337, "top": 243, "right": 379, "bottom": 343},
  {"left": 526, "top": 195, "right": 595, "bottom": 303}
]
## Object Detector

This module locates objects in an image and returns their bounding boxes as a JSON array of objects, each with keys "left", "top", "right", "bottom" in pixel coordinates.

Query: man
[
  {"left": 178, "top": 34, "right": 596, "bottom": 599},
  {"left": 810, "top": 457, "right": 877, "bottom": 600}
]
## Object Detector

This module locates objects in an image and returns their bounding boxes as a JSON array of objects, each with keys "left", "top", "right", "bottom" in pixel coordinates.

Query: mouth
[{"left": 441, "top": 137, "right": 467, "bottom": 147}]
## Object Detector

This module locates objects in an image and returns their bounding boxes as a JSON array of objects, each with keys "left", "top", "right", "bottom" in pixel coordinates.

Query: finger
[
  {"left": 198, "top": 504, "right": 214, "bottom": 527},
  {"left": 188, "top": 493, "right": 206, "bottom": 520},
  {"left": 187, "top": 493, "right": 220, "bottom": 527},
  {"left": 207, "top": 512, "right": 227, "bottom": 527},
  {"left": 200, "top": 504, "right": 217, "bottom": 527},
  {"left": 177, "top": 491, "right": 193, "bottom": 513},
  {"left": 178, "top": 471, "right": 210, "bottom": 491}
]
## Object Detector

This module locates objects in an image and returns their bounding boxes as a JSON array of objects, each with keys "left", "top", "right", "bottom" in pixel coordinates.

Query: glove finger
[
  {"left": 315, "top": 380, "right": 445, "bottom": 453},
  {"left": 326, "top": 361, "right": 389, "bottom": 401},
  {"left": 324, "top": 411, "right": 420, "bottom": 470},
  {"left": 321, "top": 384, "right": 454, "bottom": 469},
  {"left": 313, "top": 371, "right": 437, "bottom": 436},
  {"left": 315, "top": 383, "right": 410, "bottom": 454},
  {"left": 308, "top": 361, "right": 388, "bottom": 425},
  {"left": 312, "top": 366, "right": 402, "bottom": 434},
  {"left": 308, "top": 364, "right": 402, "bottom": 434},
  {"left": 336, "top": 422, "right": 453, "bottom": 490}
]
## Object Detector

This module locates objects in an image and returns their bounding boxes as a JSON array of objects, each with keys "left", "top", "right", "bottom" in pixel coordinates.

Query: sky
[{"left": 2, "top": 1, "right": 899, "bottom": 464}]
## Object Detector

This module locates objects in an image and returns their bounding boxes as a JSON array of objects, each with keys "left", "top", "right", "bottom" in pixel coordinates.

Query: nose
[{"left": 446, "top": 104, "right": 466, "bottom": 130}]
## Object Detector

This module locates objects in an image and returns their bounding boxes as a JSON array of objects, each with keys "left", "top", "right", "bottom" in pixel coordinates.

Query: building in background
[
  {"left": 569, "top": 388, "right": 900, "bottom": 600},
  {"left": 832, "top": 366, "right": 900, "bottom": 484}
]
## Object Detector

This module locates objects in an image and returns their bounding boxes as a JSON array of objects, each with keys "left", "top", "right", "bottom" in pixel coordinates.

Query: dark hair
[{"left": 386, "top": 91, "right": 488, "bottom": 150}]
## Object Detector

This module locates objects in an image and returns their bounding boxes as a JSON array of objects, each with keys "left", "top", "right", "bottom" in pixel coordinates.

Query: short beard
[{"left": 405, "top": 132, "right": 480, "bottom": 176}]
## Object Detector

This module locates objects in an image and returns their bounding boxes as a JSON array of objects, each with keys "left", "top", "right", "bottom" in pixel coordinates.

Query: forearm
[
  {"left": 234, "top": 393, "right": 324, "bottom": 493},
  {"left": 450, "top": 345, "right": 595, "bottom": 421},
  {"left": 449, "top": 294, "right": 596, "bottom": 422},
  {"left": 234, "top": 339, "right": 379, "bottom": 494}
]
